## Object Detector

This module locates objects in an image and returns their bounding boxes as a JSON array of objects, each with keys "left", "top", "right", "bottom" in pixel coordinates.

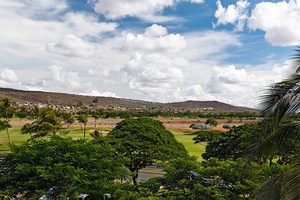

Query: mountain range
[{"left": 0, "top": 87, "right": 257, "bottom": 113}]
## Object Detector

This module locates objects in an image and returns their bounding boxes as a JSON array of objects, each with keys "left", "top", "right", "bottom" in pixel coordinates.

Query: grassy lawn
[{"left": 169, "top": 128, "right": 205, "bottom": 161}]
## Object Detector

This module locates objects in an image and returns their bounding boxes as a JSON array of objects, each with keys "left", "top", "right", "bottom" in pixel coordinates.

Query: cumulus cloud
[
  {"left": 205, "top": 63, "right": 292, "bottom": 107},
  {"left": 20, "top": 79, "right": 47, "bottom": 91},
  {"left": 119, "top": 24, "right": 186, "bottom": 53},
  {"left": 3, "top": 0, "right": 69, "bottom": 18},
  {"left": 46, "top": 34, "right": 96, "bottom": 58},
  {"left": 48, "top": 65, "right": 118, "bottom": 97},
  {"left": 122, "top": 53, "right": 186, "bottom": 100},
  {"left": 81, "top": 89, "right": 118, "bottom": 98},
  {"left": 174, "top": 85, "right": 216, "bottom": 101},
  {"left": 89, "top": 0, "right": 203, "bottom": 21},
  {"left": 49, "top": 65, "right": 83, "bottom": 89},
  {"left": 248, "top": 0, "right": 300, "bottom": 46},
  {"left": 182, "top": 31, "right": 241, "bottom": 60},
  {"left": 1, "top": 68, "right": 18, "bottom": 82},
  {"left": 63, "top": 12, "right": 118, "bottom": 38},
  {"left": 214, "top": 0, "right": 249, "bottom": 31},
  {"left": 144, "top": 24, "right": 168, "bottom": 37},
  {"left": 124, "top": 53, "right": 185, "bottom": 82}
]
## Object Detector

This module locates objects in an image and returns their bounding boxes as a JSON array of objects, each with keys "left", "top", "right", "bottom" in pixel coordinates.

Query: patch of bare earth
[{"left": 9, "top": 118, "right": 257, "bottom": 133}]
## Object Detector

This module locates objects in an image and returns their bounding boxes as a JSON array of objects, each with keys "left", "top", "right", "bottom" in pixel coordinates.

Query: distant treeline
[
  {"left": 12, "top": 105, "right": 260, "bottom": 120},
  {"left": 88, "top": 109, "right": 260, "bottom": 119}
]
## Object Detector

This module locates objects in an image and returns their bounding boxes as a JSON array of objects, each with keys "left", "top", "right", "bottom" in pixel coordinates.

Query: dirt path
[{"left": 10, "top": 118, "right": 257, "bottom": 132}]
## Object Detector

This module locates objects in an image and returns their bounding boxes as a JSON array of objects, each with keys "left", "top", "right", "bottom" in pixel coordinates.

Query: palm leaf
[
  {"left": 282, "top": 156, "right": 300, "bottom": 200},
  {"left": 250, "top": 47, "right": 300, "bottom": 199}
]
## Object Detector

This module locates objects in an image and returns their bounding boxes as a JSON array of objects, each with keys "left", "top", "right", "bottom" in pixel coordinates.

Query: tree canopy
[
  {"left": 107, "top": 117, "right": 188, "bottom": 185},
  {"left": 0, "top": 135, "right": 129, "bottom": 199}
]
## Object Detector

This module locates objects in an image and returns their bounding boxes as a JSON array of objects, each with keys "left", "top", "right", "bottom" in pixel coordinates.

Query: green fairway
[
  {"left": 169, "top": 128, "right": 205, "bottom": 161},
  {"left": 0, "top": 121, "right": 205, "bottom": 160}
]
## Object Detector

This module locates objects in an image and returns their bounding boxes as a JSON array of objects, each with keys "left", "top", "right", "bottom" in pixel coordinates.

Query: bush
[
  {"left": 189, "top": 123, "right": 211, "bottom": 130},
  {"left": 205, "top": 118, "right": 218, "bottom": 127}
]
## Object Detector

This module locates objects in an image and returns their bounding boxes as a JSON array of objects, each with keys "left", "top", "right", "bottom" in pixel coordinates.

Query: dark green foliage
[
  {"left": 20, "top": 108, "right": 62, "bottom": 138},
  {"left": 133, "top": 157, "right": 283, "bottom": 200},
  {"left": 60, "top": 112, "right": 75, "bottom": 128},
  {"left": 250, "top": 47, "right": 300, "bottom": 199},
  {"left": 201, "top": 123, "right": 261, "bottom": 161},
  {"left": 222, "top": 124, "right": 232, "bottom": 129},
  {"left": 0, "top": 135, "right": 129, "bottom": 198},
  {"left": 193, "top": 130, "right": 224, "bottom": 143},
  {"left": 107, "top": 117, "right": 188, "bottom": 185},
  {"left": 205, "top": 118, "right": 219, "bottom": 127},
  {"left": 15, "top": 106, "right": 27, "bottom": 120}
]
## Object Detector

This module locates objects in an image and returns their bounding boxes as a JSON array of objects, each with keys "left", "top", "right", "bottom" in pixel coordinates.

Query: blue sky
[{"left": 0, "top": 0, "right": 299, "bottom": 108}]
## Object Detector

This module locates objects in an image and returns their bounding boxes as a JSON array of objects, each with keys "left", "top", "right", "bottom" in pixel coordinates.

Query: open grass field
[
  {"left": 169, "top": 128, "right": 206, "bottom": 161},
  {"left": 0, "top": 117, "right": 230, "bottom": 160}
]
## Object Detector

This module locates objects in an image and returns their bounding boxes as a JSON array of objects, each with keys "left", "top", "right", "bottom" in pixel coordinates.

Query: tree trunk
[
  {"left": 83, "top": 123, "right": 86, "bottom": 139},
  {"left": 6, "top": 128, "right": 11, "bottom": 144},
  {"left": 132, "top": 171, "right": 139, "bottom": 185},
  {"left": 5, "top": 111, "right": 11, "bottom": 144}
]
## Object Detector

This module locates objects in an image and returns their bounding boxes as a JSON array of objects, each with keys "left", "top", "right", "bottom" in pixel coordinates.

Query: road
[{"left": 137, "top": 164, "right": 164, "bottom": 182}]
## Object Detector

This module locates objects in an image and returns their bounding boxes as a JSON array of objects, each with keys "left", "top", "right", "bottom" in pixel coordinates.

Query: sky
[{"left": 0, "top": 0, "right": 299, "bottom": 108}]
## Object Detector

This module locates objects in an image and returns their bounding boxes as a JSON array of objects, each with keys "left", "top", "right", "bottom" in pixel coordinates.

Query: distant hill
[
  {"left": 0, "top": 87, "right": 257, "bottom": 112},
  {"left": 166, "top": 101, "right": 257, "bottom": 112}
]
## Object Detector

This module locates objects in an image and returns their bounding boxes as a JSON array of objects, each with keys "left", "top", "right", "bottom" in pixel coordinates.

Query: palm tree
[
  {"left": 20, "top": 108, "right": 62, "bottom": 138},
  {"left": 76, "top": 113, "right": 88, "bottom": 139},
  {"left": 0, "top": 98, "right": 13, "bottom": 144},
  {"left": 251, "top": 47, "right": 300, "bottom": 200}
]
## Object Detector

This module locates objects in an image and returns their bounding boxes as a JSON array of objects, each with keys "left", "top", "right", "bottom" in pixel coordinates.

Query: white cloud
[
  {"left": 189, "top": 0, "right": 204, "bottom": 3},
  {"left": 144, "top": 24, "right": 168, "bottom": 37},
  {"left": 248, "top": 0, "right": 300, "bottom": 46},
  {"left": 20, "top": 79, "right": 47, "bottom": 91},
  {"left": 174, "top": 85, "right": 215, "bottom": 101},
  {"left": 46, "top": 34, "right": 96, "bottom": 58},
  {"left": 81, "top": 89, "right": 118, "bottom": 98},
  {"left": 89, "top": 0, "right": 203, "bottom": 21},
  {"left": 90, "top": 0, "right": 173, "bottom": 20},
  {"left": 49, "top": 65, "right": 83, "bottom": 89},
  {"left": 63, "top": 12, "right": 118, "bottom": 38},
  {"left": 205, "top": 63, "right": 292, "bottom": 108},
  {"left": 124, "top": 53, "right": 185, "bottom": 87},
  {"left": 1, "top": 0, "right": 69, "bottom": 18},
  {"left": 1, "top": 68, "right": 18, "bottom": 82},
  {"left": 48, "top": 65, "right": 119, "bottom": 97},
  {"left": 182, "top": 31, "right": 241, "bottom": 60},
  {"left": 214, "top": 0, "right": 249, "bottom": 31},
  {"left": 119, "top": 25, "right": 186, "bottom": 53}
]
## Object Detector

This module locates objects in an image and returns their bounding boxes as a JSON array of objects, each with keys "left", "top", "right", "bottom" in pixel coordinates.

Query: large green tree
[
  {"left": 194, "top": 123, "right": 262, "bottom": 161},
  {"left": 0, "top": 135, "right": 129, "bottom": 199},
  {"left": 107, "top": 117, "right": 188, "bottom": 185}
]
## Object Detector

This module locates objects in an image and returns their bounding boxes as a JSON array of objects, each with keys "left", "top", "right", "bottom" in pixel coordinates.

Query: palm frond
[
  {"left": 292, "top": 46, "right": 300, "bottom": 73},
  {"left": 254, "top": 47, "right": 300, "bottom": 200},
  {"left": 256, "top": 172, "right": 284, "bottom": 200},
  {"left": 282, "top": 156, "right": 300, "bottom": 200}
]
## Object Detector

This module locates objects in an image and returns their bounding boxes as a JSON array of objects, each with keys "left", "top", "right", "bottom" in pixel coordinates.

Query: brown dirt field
[{"left": 10, "top": 118, "right": 258, "bottom": 132}]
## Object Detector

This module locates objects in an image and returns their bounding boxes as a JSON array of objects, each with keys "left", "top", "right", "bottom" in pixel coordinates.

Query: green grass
[
  {"left": 65, "top": 126, "right": 112, "bottom": 139},
  {"left": 0, "top": 121, "right": 205, "bottom": 160},
  {"left": 168, "top": 128, "right": 206, "bottom": 161}
]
